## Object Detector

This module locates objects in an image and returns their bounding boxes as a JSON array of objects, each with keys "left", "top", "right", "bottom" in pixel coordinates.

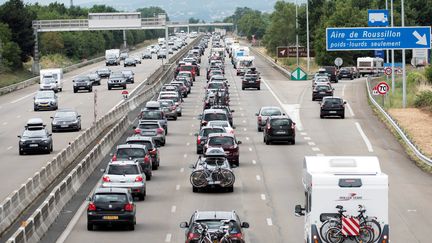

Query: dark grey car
[
  {"left": 88, "top": 73, "right": 101, "bottom": 85},
  {"left": 108, "top": 72, "right": 127, "bottom": 90},
  {"left": 51, "top": 109, "right": 81, "bottom": 132},
  {"left": 18, "top": 125, "right": 53, "bottom": 155},
  {"left": 73, "top": 76, "right": 93, "bottom": 93}
]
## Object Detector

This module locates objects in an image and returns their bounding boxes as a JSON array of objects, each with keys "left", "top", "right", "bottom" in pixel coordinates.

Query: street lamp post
[
  {"left": 401, "top": 0, "right": 407, "bottom": 108},
  {"left": 296, "top": 0, "right": 299, "bottom": 67},
  {"left": 306, "top": 0, "right": 310, "bottom": 73},
  {"left": 391, "top": 0, "right": 395, "bottom": 94}
]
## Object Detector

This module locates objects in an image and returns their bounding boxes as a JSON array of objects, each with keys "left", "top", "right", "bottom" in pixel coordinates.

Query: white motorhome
[
  {"left": 231, "top": 46, "right": 250, "bottom": 65},
  {"left": 295, "top": 156, "right": 389, "bottom": 243},
  {"left": 235, "top": 56, "right": 255, "bottom": 75},
  {"left": 357, "top": 57, "right": 384, "bottom": 76},
  {"left": 39, "top": 68, "right": 63, "bottom": 92}
]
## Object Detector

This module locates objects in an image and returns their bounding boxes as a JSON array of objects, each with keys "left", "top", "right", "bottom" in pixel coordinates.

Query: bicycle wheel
[
  {"left": 325, "top": 227, "right": 344, "bottom": 243},
  {"left": 219, "top": 169, "right": 235, "bottom": 187},
  {"left": 190, "top": 171, "right": 208, "bottom": 188},
  {"left": 362, "top": 219, "right": 381, "bottom": 242},
  {"left": 355, "top": 227, "right": 374, "bottom": 243},
  {"left": 320, "top": 220, "right": 340, "bottom": 243}
]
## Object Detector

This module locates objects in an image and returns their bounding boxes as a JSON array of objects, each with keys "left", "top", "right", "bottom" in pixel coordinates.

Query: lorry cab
[{"left": 295, "top": 156, "right": 389, "bottom": 243}]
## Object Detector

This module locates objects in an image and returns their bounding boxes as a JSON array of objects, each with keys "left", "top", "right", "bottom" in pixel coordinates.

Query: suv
[
  {"left": 180, "top": 211, "right": 250, "bottom": 243},
  {"left": 320, "top": 97, "right": 346, "bottom": 119},
  {"left": 18, "top": 118, "right": 53, "bottom": 155},
  {"left": 96, "top": 68, "right": 111, "bottom": 78},
  {"left": 101, "top": 160, "right": 146, "bottom": 200},
  {"left": 263, "top": 116, "right": 296, "bottom": 145},
  {"left": 194, "top": 126, "right": 226, "bottom": 154},
  {"left": 255, "top": 106, "right": 284, "bottom": 132},
  {"left": 322, "top": 66, "right": 339, "bottom": 83},
  {"left": 87, "top": 188, "right": 136, "bottom": 231},
  {"left": 125, "top": 135, "right": 160, "bottom": 170},
  {"left": 122, "top": 70, "right": 135, "bottom": 84},
  {"left": 241, "top": 73, "right": 261, "bottom": 90},
  {"left": 112, "top": 144, "right": 153, "bottom": 180},
  {"left": 73, "top": 75, "right": 93, "bottom": 93},
  {"left": 133, "top": 120, "right": 166, "bottom": 146},
  {"left": 312, "top": 84, "right": 334, "bottom": 101},
  {"left": 337, "top": 67, "right": 353, "bottom": 80},
  {"left": 108, "top": 72, "right": 127, "bottom": 90},
  {"left": 34, "top": 90, "right": 58, "bottom": 111}
]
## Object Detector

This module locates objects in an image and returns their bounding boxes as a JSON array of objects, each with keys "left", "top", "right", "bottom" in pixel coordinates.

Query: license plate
[
  {"left": 319, "top": 92, "right": 325, "bottom": 94},
  {"left": 329, "top": 111, "right": 337, "bottom": 114},
  {"left": 103, "top": 216, "right": 118, "bottom": 220},
  {"left": 276, "top": 131, "right": 287, "bottom": 134},
  {"left": 29, "top": 144, "right": 38, "bottom": 147},
  {"left": 79, "top": 87, "right": 86, "bottom": 89},
  {"left": 249, "top": 81, "right": 255, "bottom": 83},
  {"left": 61, "top": 125, "right": 68, "bottom": 128}
]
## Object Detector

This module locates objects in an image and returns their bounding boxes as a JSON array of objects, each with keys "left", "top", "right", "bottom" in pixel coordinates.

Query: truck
[
  {"left": 105, "top": 49, "right": 120, "bottom": 66},
  {"left": 39, "top": 68, "right": 63, "bottom": 92},
  {"left": 357, "top": 57, "right": 384, "bottom": 76},
  {"left": 295, "top": 156, "right": 389, "bottom": 243},
  {"left": 369, "top": 12, "right": 388, "bottom": 23},
  {"left": 235, "top": 56, "right": 255, "bottom": 76}
]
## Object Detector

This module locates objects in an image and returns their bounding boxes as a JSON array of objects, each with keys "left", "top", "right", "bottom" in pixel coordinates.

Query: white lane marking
[
  {"left": 171, "top": 205, "right": 177, "bottom": 213},
  {"left": 246, "top": 137, "right": 249, "bottom": 141},
  {"left": 180, "top": 168, "right": 184, "bottom": 173},
  {"left": 248, "top": 147, "right": 253, "bottom": 152},
  {"left": 342, "top": 84, "right": 346, "bottom": 97},
  {"left": 189, "top": 132, "right": 193, "bottom": 136},
  {"left": 16, "top": 115, "right": 21, "bottom": 118},
  {"left": 10, "top": 92, "right": 36, "bottom": 104},
  {"left": 316, "top": 153, "right": 325, "bottom": 156},
  {"left": 2, "top": 122, "right": 7, "bottom": 125},
  {"left": 176, "top": 185, "right": 180, "bottom": 190},
  {"left": 165, "top": 233, "right": 172, "bottom": 242},
  {"left": 346, "top": 103, "right": 355, "bottom": 117},
  {"left": 243, "top": 128, "right": 247, "bottom": 132},
  {"left": 407, "top": 209, "right": 417, "bottom": 213},
  {"left": 186, "top": 142, "right": 190, "bottom": 146},
  {"left": 242, "top": 120, "right": 246, "bottom": 123},
  {"left": 300, "top": 132, "right": 307, "bottom": 136},
  {"left": 312, "top": 147, "right": 321, "bottom": 152},
  {"left": 241, "top": 113, "right": 244, "bottom": 116},
  {"left": 252, "top": 160, "right": 257, "bottom": 164},
  {"left": 239, "top": 107, "right": 243, "bottom": 110},
  {"left": 355, "top": 122, "right": 374, "bottom": 152},
  {"left": 183, "top": 154, "right": 187, "bottom": 158},
  {"left": 256, "top": 175, "right": 261, "bottom": 181},
  {"left": 304, "top": 137, "right": 311, "bottom": 140},
  {"left": 307, "top": 142, "right": 316, "bottom": 146},
  {"left": 261, "top": 194, "right": 266, "bottom": 200},
  {"left": 266, "top": 218, "right": 273, "bottom": 226},
  {"left": 7, "top": 146, "right": 13, "bottom": 150},
  {"left": 191, "top": 124, "right": 195, "bottom": 128}
]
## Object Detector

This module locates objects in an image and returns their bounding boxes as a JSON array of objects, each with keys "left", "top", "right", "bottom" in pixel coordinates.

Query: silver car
[
  {"left": 255, "top": 106, "right": 284, "bottom": 132},
  {"left": 159, "top": 99, "right": 178, "bottom": 120},
  {"left": 101, "top": 160, "right": 146, "bottom": 200},
  {"left": 133, "top": 120, "right": 166, "bottom": 146},
  {"left": 34, "top": 90, "right": 58, "bottom": 111}
]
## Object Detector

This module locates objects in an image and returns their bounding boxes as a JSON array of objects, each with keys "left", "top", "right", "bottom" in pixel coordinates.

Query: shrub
[
  {"left": 407, "top": 71, "right": 426, "bottom": 86},
  {"left": 414, "top": 90, "right": 432, "bottom": 110},
  {"left": 425, "top": 65, "right": 432, "bottom": 85}
]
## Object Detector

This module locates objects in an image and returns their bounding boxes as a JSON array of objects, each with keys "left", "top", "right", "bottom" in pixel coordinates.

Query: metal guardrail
[
  {"left": 366, "top": 77, "right": 432, "bottom": 166},
  {"left": 249, "top": 46, "right": 292, "bottom": 78},
  {"left": 3, "top": 36, "right": 203, "bottom": 243}
]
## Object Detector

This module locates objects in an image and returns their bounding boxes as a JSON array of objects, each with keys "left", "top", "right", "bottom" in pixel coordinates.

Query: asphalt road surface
[{"left": 38, "top": 44, "right": 432, "bottom": 242}]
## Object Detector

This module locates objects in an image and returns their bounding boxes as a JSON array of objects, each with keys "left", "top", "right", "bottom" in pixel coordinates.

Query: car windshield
[
  {"left": 271, "top": 119, "right": 290, "bottom": 126},
  {"left": 208, "top": 121, "right": 229, "bottom": 128},
  {"left": 209, "top": 136, "right": 234, "bottom": 146},
  {"left": 107, "top": 164, "right": 139, "bottom": 175},
  {"left": 208, "top": 83, "right": 224, "bottom": 89},
  {"left": 138, "top": 123, "right": 159, "bottom": 129},
  {"left": 75, "top": 77, "right": 89, "bottom": 82},
  {"left": 42, "top": 78, "right": 56, "bottom": 83},
  {"left": 94, "top": 193, "right": 127, "bottom": 203},
  {"left": 204, "top": 113, "right": 227, "bottom": 121},
  {"left": 22, "top": 130, "right": 46, "bottom": 138},
  {"left": 35, "top": 92, "right": 54, "bottom": 99},
  {"left": 324, "top": 98, "right": 343, "bottom": 105},
  {"left": 202, "top": 128, "right": 225, "bottom": 137},
  {"left": 261, "top": 108, "right": 281, "bottom": 116},
  {"left": 122, "top": 71, "right": 133, "bottom": 76},
  {"left": 116, "top": 148, "right": 145, "bottom": 159},
  {"left": 55, "top": 111, "right": 77, "bottom": 119},
  {"left": 142, "top": 110, "right": 163, "bottom": 119},
  {"left": 110, "top": 73, "right": 123, "bottom": 78}
]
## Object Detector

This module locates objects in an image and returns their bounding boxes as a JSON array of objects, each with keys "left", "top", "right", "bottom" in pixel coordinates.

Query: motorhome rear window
[{"left": 338, "top": 178, "right": 362, "bottom": 187}]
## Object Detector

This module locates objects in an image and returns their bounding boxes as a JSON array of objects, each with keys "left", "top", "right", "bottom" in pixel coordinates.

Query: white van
[
  {"left": 39, "top": 68, "right": 63, "bottom": 92},
  {"left": 295, "top": 156, "right": 389, "bottom": 243}
]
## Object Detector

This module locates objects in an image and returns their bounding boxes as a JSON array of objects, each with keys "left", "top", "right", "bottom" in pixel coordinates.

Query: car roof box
[
  {"left": 145, "top": 101, "right": 161, "bottom": 109},
  {"left": 25, "top": 118, "right": 45, "bottom": 129}
]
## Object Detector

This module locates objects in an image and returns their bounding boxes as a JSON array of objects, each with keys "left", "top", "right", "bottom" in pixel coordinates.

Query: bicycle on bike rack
[{"left": 190, "top": 155, "right": 235, "bottom": 192}]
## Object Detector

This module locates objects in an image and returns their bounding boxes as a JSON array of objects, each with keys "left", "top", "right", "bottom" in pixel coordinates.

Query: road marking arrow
[{"left": 413, "top": 31, "right": 427, "bottom": 45}]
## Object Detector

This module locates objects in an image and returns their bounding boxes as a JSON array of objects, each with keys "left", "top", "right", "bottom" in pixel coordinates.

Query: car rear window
[
  {"left": 142, "top": 110, "right": 163, "bottom": 119},
  {"left": 181, "top": 66, "right": 193, "bottom": 71},
  {"left": 261, "top": 108, "right": 281, "bottom": 116},
  {"left": 94, "top": 193, "right": 127, "bottom": 203},
  {"left": 116, "top": 148, "right": 145, "bottom": 158},
  {"left": 209, "top": 136, "right": 234, "bottom": 146},
  {"left": 202, "top": 128, "right": 225, "bottom": 137},
  {"left": 108, "top": 164, "right": 139, "bottom": 175},
  {"left": 126, "top": 140, "right": 153, "bottom": 149},
  {"left": 323, "top": 98, "right": 343, "bottom": 105},
  {"left": 208, "top": 83, "right": 224, "bottom": 89},
  {"left": 22, "top": 130, "right": 46, "bottom": 138},
  {"left": 204, "top": 113, "right": 227, "bottom": 121},
  {"left": 139, "top": 123, "right": 159, "bottom": 129},
  {"left": 271, "top": 119, "right": 291, "bottom": 126},
  {"left": 316, "top": 86, "right": 330, "bottom": 91}
]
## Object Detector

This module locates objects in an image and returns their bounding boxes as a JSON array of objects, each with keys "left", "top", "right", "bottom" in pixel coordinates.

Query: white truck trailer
[
  {"left": 39, "top": 68, "right": 63, "bottom": 92},
  {"left": 295, "top": 156, "right": 389, "bottom": 243}
]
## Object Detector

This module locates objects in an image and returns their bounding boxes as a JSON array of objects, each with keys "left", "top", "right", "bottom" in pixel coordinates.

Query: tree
[
  {"left": 40, "top": 32, "right": 64, "bottom": 54},
  {"left": 137, "top": 6, "right": 169, "bottom": 20},
  {"left": 237, "top": 10, "right": 267, "bottom": 39},
  {"left": 0, "top": 0, "right": 36, "bottom": 62},
  {"left": 0, "top": 22, "right": 22, "bottom": 70},
  {"left": 189, "top": 17, "right": 200, "bottom": 24}
]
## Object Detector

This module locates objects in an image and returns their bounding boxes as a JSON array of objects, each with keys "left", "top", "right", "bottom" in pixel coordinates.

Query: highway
[
  {"left": 0, "top": 44, "right": 174, "bottom": 202},
  {"left": 36, "top": 43, "right": 432, "bottom": 243}
]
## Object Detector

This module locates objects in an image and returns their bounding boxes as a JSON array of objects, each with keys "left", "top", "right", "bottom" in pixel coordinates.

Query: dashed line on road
[
  {"left": 10, "top": 92, "right": 36, "bottom": 104},
  {"left": 261, "top": 194, "right": 266, "bottom": 200},
  {"left": 180, "top": 168, "right": 184, "bottom": 173},
  {"left": 316, "top": 153, "right": 325, "bottom": 156},
  {"left": 308, "top": 142, "right": 316, "bottom": 146},
  {"left": 312, "top": 147, "right": 321, "bottom": 152},
  {"left": 2, "top": 122, "right": 7, "bottom": 125},
  {"left": 301, "top": 132, "right": 307, "bottom": 136},
  {"left": 7, "top": 146, "right": 13, "bottom": 150},
  {"left": 355, "top": 122, "right": 374, "bottom": 152},
  {"left": 165, "top": 233, "right": 172, "bottom": 242},
  {"left": 186, "top": 142, "right": 190, "bottom": 146},
  {"left": 252, "top": 160, "right": 257, "bottom": 164},
  {"left": 183, "top": 154, "right": 187, "bottom": 158},
  {"left": 239, "top": 107, "right": 243, "bottom": 111},
  {"left": 256, "top": 175, "right": 261, "bottom": 181},
  {"left": 242, "top": 120, "right": 246, "bottom": 123},
  {"left": 346, "top": 103, "right": 355, "bottom": 117},
  {"left": 176, "top": 185, "right": 180, "bottom": 190},
  {"left": 243, "top": 128, "right": 247, "bottom": 132},
  {"left": 241, "top": 113, "right": 244, "bottom": 117},
  {"left": 266, "top": 218, "right": 273, "bottom": 226},
  {"left": 171, "top": 205, "right": 177, "bottom": 213},
  {"left": 248, "top": 147, "right": 253, "bottom": 152},
  {"left": 189, "top": 132, "right": 193, "bottom": 136},
  {"left": 246, "top": 137, "right": 249, "bottom": 141},
  {"left": 304, "top": 137, "right": 311, "bottom": 140}
]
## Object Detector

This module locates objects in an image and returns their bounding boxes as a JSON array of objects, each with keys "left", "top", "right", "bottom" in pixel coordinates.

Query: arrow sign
[
  {"left": 291, "top": 67, "right": 307, "bottom": 80},
  {"left": 326, "top": 26, "right": 431, "bottom": 50},
  {"left": 277, "top": 46, "right": 288, "bottom": 58},
  {"left": 280, "top": 49, "right": 286, "bottom": 56}
]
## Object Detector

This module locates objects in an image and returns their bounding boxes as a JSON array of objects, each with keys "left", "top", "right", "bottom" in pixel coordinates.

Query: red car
[{"left": 203, "top": 133, "right": 242, "bottom": 166}]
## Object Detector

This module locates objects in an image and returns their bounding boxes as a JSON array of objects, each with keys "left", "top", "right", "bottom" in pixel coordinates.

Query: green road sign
[{"left": 291, "top": 67, "right": 307, "bottom": 80}]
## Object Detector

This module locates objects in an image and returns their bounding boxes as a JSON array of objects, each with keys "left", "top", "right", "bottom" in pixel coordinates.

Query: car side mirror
[
  {"left": 255, "top": 113, "right": 259, "bottom": 116},
  {"left": 48, "top": 134, "right": 52, "bottom": 137},
  {"left": 100, "top": 168, "right": 105, "bottom": 173},
  {"left": 179, "top": 221, "right": 189, "bottom": 228},
  {"left": 77, "top": 115, "right": 81, "bottom": 118},
  {"left": 295, "top": 204, "right": 305, "bottom": 217},
  {"left": 231, "top": 110, "right": 235, "bottom": 112},
  {"left": 189, "top": 164, "right": 195, "bottom": 169},
  {"left": 72, "top": 80, "right": 75, "bottom": 82},
  {"left": 231, "top": 164, "right": 238, "bottom": 168},
  {"left": 237, "top": 141, "right": 242, "bottom": 144},
  {"left": 241, "top": 222, "right": 250, "bottom": 228},
  {"left": 17, "top": 135, "right": 21, "bottom": 138}
]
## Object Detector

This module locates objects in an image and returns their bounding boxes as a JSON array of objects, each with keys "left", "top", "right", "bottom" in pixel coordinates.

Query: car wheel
[
  {"left": 341, "top": 113, "right": 345, "bottom": 119},
  {"left": 123, "top": 86, "right": 126, "bottom": 89},
  {"left": 73, "top": 89, "right": 77, "bottom": 93},
  {"left": 226, "top": 186, "right": 234, "bottom": 193},
  {"left": 138, "top": 193, "right": 145, "bottom": 201},
  {"left": 257, "top": 126, "right": 262, "bottom": 132},
  {"left": 173, "top": 116, "right": 177, "bottom": 121},
  {"left": 146, "top": 173, "right": 152, "bottom": 181},
  {"left": 265, "top": 136, "right": 270, "bottom": 145},
  {"left": 89, "top": 88, "right": 92, "bottom": 92},
  {"left": 152, "top": 164, "right": 158, "bottom": 170},
  {"left": 312, "top": 97, "right": 315, "bottom": 101},
  {"left": 19, "top": 150, "right": 24, "bottom": 155},
  {"left": 192, "top": 186, "right": 199, "bottom": 193},
  {"left": 87, "top": 223, "right": 94, "bottom": 231},
  {"left": 178, "top": 112, "right": 182, "bottom": 117},
  {"left": 320, "top": 114, "right": 324, "bottom": 119},
  {"left": 129, "top": 223, "right": 135, "bottom": 231},
  {"left": 242, "top": 87, "right": 245, "bottom": 90},
  {"left": 50, "top": 144, "right": 53, "bottom": 152},
  {"left": 108, "top": 86, "right": 112, "bottom": 90},
  {"left": 161, "top": 140, "right": 166, "bottom": 146},
  {"left": 258, "top": 87, "right": 261, "bottom": 90},
  {"left": 291, "top": 139, "right": 296, "bottom": 145}
]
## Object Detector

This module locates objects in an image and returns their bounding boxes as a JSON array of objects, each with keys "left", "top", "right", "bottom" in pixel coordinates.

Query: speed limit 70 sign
[{"left": 377, "top": 81, "right": 390, "bottom": 95}]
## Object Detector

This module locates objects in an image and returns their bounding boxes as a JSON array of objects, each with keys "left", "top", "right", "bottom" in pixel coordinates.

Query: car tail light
[
  {"left": 134, "top": 128, "right": 141, "bottom": 134},
  {"left": 258, "top": 116, "right": 262, "bottom": 123},
  {"left": 291, "top": 123, "right": 296, "bottom": 130},
  {"left": 111, "top": 155, "right": 117, "bottom": 161},
  {"left": 124, "top": 203, "right": 134, "bottom": 212},
  {"left": 197, "top": 136, "right": 201, "bottom": 145},
  {"left": 149, "top": 148, "right": 157, "bottom": 155},
  {"left": 188, "top": 233, "right": 200, "bottom": 240},
  {"left": 171, "top": 105, "right": 176, "bottom": 110},
  {"left": 102, "top": 176, "right": 111, "bottom": 182},
  {"left": 88, "top": 202, "right": 96, "bottom": 211},
  {"left": 157, "top": 128, "right": 164, "bottom": 134},
  {"left": 230, "top": 233, "right": 243, "bottom": 240},
  {"left": 144, "top": 154, "right": 150, "bottom": 163},
  {"left": 230, "top": 130, "right": 234, "bottom": 134},
  {"left": 135, "top": 175, "right": 143, "bottom": 182}
]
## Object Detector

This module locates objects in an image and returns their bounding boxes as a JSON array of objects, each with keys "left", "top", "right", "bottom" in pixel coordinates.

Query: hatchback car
[
  {"left": 159, "top": 99, "right": 178, "bottom": 120},
  {"left": 87, "top": 187, "right": 136, "bottom": 231},
  {"left": 159, "top": 95, "right": 182, "bottom": 116},
  {"left": 204, "top": 133, "right": 241, "bottom": 166},
  {"left": 312, "top": 85, "right": 334, "bottom": 101},
  {"left": 255, "top": 106, "right": 284, "bottom": 132},
  {"left": 18, "top": 120, "right": 53, "bottom": 155},
  {"left": 121, "top": 70, "right": 135, "bottom": 84},
  {"left": 125, "top": 135, "right": 160, "bottom": 170},
  {"left": 241, "top": 74, "right": 261, "bottom": 90},
  {"left": 139, "top": 102, "right": 168, "bottom": 134},
  {"left": 73, "top": 75, "right": 93, "bottom": 93},
  {"left": 34, "top": 90, "right": 58, "bottom": 111},
  {"left": 101, "top": 161, "right": 146, "bottom": 200},
  {"left": 124, "top": 57, "right": 136, "bottom": 67},
  {"left": 195, "top": 126, "right": 226, "bottom": 154},
  {"left": 133, "top": 120, "right": 166, "bottom": 146},
  {"left": 180, "top": 211, "right": 249, "bottom": 243},
  {"left": 51, "top": 108, "right": 81, "bottom": 132},
  {"left": 207, "top": 120, "right": 234, "bottom": 134},
  {"left": 263, "top": 116, "right": 296, "bottom": 145},
  {"left": 338, "top": 67, "right": 353, "bottom": 80},
  {"left": 200, "top": 109, "right": 229, "bottom": 128},
  {"left": 320, "top": 97, "right": 346, "bottom": 119},
  {"left": 112, "top": 144, "right": 153, "bottom": 180},
  {"left": 108, "top": 72, "right": 127, "bottom": 90}
]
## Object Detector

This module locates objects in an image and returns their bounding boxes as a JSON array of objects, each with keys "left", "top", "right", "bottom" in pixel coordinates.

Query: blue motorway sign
[
  {"left": 326, "top": 26, "right": 431, "bottom": 51},
  {"left": 368, "top": 10, "right": 389, "bottom": 27},
  {"left": 384, "top": 62, "right": 402, "bottom": 68},
  {"left": 374, "top": 50, "right": 384, "bottom": 58}
]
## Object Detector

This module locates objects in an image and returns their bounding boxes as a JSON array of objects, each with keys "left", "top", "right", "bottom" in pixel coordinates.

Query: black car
[
  {"left": 88, "top": 73, "right": 101, "bottom": 85},
  {"left": 96, "top": 68, "right": 111, "bottom": 78},
  {"left": 73, "top": 76, "right": 93, "bottom": 93},
  {"left": 312, "top": 85, "right": 334, "bottom": 101},
  {"left": 122, "top": 70, "right": 135, "bottom": 84},
  {"left": 180, "top": 211, "right": 249, "bottom": 243},
  {"left": 263, "top": 115, "right": 296, "bottom": 145},
  {"left": 337, "top": 67, "right": 353, "bottom": 80},
  {"left": 322, "top": 66, "right": 339, "bottom": 83},
  {"left": 51, "top": 109, "right": 81, "bottom": 132},
  {"left": 241, "top": 74, "right": 261, "bottom": 90},
  {"left": 125, "top": 135, "right": 160, "bottom": 170},
  {"left": 87, "top": 188, "right": 136, "bottom": 231},
  {"left": 124, "top": 57, "right": 136, "bottom": 67},
  {"left": 18, "top": 120, "right": 53, "bottom": 155},
  {"left": 320, "top": 97, "right": 346, "bottom": 119},
  {"left": 194, "top": 126, "right": 226, "bottom": 154},
  {"left": 108, "top": 72, "right": 127, "bottom": 90}
]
